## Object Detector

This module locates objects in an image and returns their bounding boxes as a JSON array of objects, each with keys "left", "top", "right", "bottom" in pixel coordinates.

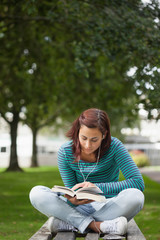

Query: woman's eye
[
  {"left": 91, "top": 139, "right": 98, "bottom": 142},
  {"left": 81, "top": 137, "right": 98, "bottom": 142},
  {"left": 82, "top": 138, "right": 87, "bottom": 141}
]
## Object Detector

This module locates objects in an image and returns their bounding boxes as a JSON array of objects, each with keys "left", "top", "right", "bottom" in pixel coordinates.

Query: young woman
[{"left": 29, "top": 108, "right": 145, "bottom": 235}]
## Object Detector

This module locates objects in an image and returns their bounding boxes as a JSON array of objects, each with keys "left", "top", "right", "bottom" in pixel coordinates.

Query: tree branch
[
  {"left": 37, "top": 110, "right": 61, "bottom": 130},
  {"left": 0, "top": 15, "right": 50, "bottom": 22},
  {"left": 0, "top": 112, "right": 11, "bottom": 125}
]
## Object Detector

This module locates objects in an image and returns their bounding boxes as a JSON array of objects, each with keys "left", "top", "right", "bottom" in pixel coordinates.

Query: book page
[
  {"left": 51, "top": 185, "right": 75, "bottom": 197},
  {"left": 76, "top": 186, "right": 103, "bottom": 194},
  {"left": 76, "top": 192, "right": 106, "bottom": 202}
]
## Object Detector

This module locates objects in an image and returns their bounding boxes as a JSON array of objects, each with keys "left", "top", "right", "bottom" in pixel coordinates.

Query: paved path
[{"left": 140, "top": 168, "right": 160, "bottom": 183}]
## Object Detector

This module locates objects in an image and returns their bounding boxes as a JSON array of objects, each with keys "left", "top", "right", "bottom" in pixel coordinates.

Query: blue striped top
[{"left": 58, "top": 137, "right": 145, "bottom": 198}]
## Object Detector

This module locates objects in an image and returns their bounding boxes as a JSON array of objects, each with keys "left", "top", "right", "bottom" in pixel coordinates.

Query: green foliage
[
  {"left": 0, "top": 0, "right": 160, "bottom": 168},
  {"left": 1, "top": 0, "right": 160, "bottom": 123},
  {"left": 129, "top": 150, "right": 150, "bottom": 167}
]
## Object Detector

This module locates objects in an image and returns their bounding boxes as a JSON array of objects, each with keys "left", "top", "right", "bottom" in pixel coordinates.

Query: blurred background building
[{"left": 0, "top": 115, "right": 160, "bottom": 167}]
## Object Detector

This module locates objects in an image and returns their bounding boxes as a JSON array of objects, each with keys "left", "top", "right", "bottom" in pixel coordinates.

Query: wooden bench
[{"left": 29, "top": 218, "right": 146, "bottom": 240}]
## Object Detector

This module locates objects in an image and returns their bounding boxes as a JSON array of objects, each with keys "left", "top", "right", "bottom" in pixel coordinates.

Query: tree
[
  {"left": 132, "top": 65, "right": 160, "bottom": 120},
  {"left": 0, "top": 0, "right": 160, "bottom": 169},
  {"left": 0, "top": 33, "right": 31, "bottom": 170},
  {"left": 0, "top": 1, "right": 54, "bottom": 170}
]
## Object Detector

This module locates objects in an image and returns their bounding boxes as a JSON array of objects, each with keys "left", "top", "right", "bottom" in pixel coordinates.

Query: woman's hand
[
  {"left": 64, "top": 182, "right": 96, "bottom": 205},
  {"left": 64, "top": 194, "right": 93, "bottom": 205},
  {"left": 71, "top": 181, "right": 96, "bottom": 191}
]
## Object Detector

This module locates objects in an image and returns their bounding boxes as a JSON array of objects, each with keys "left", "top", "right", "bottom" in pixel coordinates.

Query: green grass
[
  {"left": 0, "top": 167, "right": 160, "bottom": 240},
  {"left": 134, "top": 175, "right": 160, "bottom": 240},
  {"left": 0, "top": 167, "right": 63, "bottom": 240}
]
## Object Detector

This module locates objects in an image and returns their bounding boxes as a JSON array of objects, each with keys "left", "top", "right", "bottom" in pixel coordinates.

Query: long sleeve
[
  {"left": 58, "top": 143, "right": 77, "bottom": 188},
  {"left": 57, "top": 139, "right": 145, "bottom": 199},
  {"left": 95, "top": 139, "right": 145, "bottom": 197}
]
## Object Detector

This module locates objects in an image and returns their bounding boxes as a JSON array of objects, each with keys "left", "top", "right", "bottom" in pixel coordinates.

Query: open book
[{"left": 51, "top": 185, "right": 106, "bottom": 202}]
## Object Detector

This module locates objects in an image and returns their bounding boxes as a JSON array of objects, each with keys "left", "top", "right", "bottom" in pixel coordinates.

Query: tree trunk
[
  {"left": 31, "top": 128, "right": 39, "bottom": 167},
  {"left": 7, "top": 111, "right": 22, "bottom": 171}
]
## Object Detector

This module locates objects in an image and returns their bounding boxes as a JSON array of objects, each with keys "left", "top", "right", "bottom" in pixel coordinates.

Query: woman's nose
[{"left": 86, "top": 140, "right": 91, "bottom": 148}]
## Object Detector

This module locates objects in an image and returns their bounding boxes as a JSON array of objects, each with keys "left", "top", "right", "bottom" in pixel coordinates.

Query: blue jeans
[{"left": 29, "top": 186, "right": 144, "bottom": 233}]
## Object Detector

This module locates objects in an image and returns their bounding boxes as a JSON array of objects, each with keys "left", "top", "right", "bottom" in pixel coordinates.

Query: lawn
[{"left": 0, "top": 167, "right": 159, "bottom": 240}]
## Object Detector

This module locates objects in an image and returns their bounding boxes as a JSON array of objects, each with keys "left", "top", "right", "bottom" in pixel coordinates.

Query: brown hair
[{"left": 66, "top": 108, "right": 111, "bottom": 161}]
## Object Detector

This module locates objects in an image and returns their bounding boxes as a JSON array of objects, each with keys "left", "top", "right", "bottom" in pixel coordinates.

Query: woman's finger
[{"left": 72, "top": 182, "right": 86, "bottom": 190}]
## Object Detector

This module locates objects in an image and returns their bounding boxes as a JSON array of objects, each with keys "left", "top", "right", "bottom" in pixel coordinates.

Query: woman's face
[{"left": 79, "top": 125, "right": 103, "bottom": 155}]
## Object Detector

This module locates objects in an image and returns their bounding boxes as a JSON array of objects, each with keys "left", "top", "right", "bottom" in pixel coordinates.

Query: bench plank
[
  {"left": 54, "top": 232, "right": 76, "bottom": 240},
  {"left": 127, "top": 219, "right": 146, "bottom": 240},
  {"left": 28, "top": 220, "right": 54, "bottom": 240},
  {"left": 103, "top": 234, "right": 125, "bottom": 240},
  {"left": 29, "top": 218, "right": 146, "bottom": 240},
  {"left": 85, "top": 233, "right": 99, "bottom": 240}
]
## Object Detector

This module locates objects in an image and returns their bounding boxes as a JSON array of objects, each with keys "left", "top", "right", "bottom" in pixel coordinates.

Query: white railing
[{"left": 125, "top": 143, "right": 160, "bottom": 166}]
